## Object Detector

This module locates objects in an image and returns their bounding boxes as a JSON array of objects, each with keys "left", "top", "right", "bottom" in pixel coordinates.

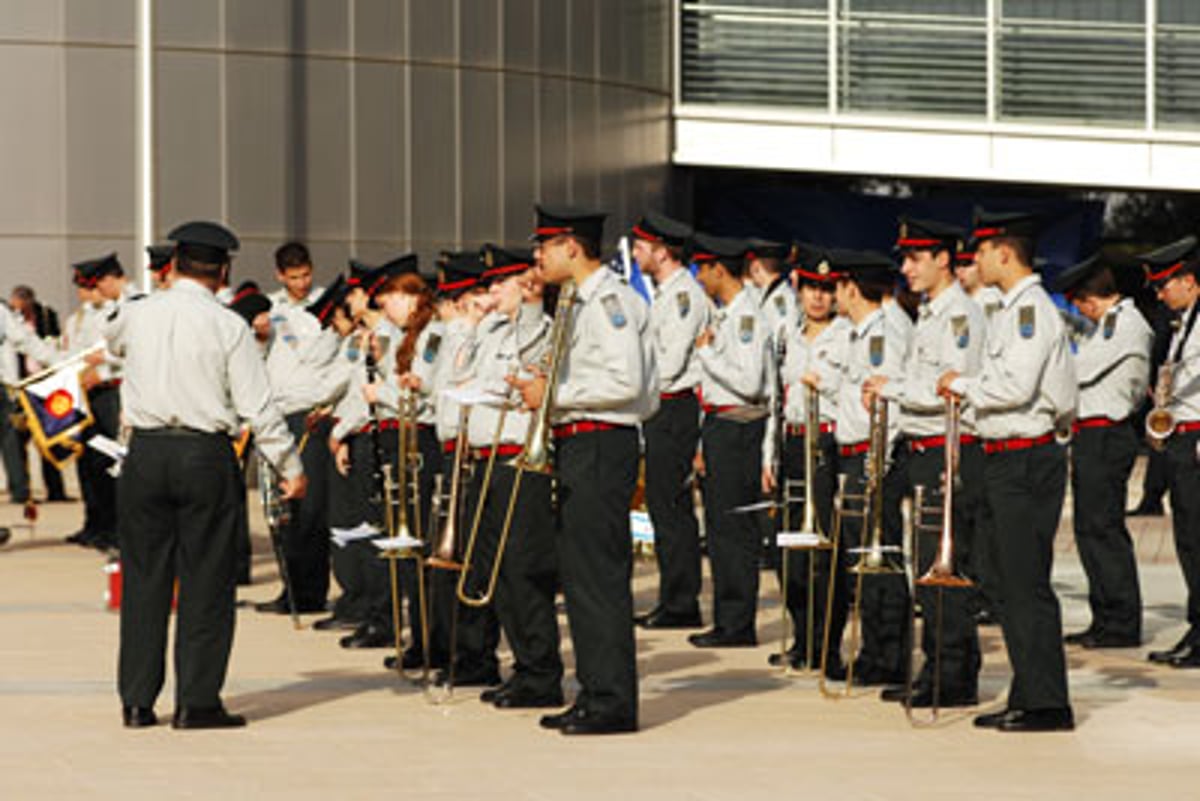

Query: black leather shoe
[
  {"left": 559, "top": 709, "right": 637, "bottom": 736},
  {"left": 1126, "top": 502, "right": 1164, "bottom": 517},
  {"left": 493, "top": 688, "right": 565, "bottom": 709},
  {"left": 973, "top": 708, "right": 1014, "bottom": 729},
  {"left": 823, "top": 658, "right": 848, "bottom": 681},
  {"left": 636, "top": 608, "right": 703, "bottom": 629},
  {"left": 1064, "top": 626, "right": 1098, "bottom": 645},
  {"left": 879, "top": 684, "right": 910, "bottom": 703},
  {"left": 909, "top": 687, "right": 978, "bottom": 708},
  {"left": 436, "top": 664, "right": 502, "bottom": 688},
  {"left": 0, "top": 527, "right": 10, "bottom": 547},
  {"left": 850, "top": 663, "right": 904, "bottom": 687},
  {"left": 480, "top": 683, "right": 512, "bottom": 704},
  {"left": 539, "top": 705, "right": 584, "bottom": 730},
  {"left": 1148, "top": 632, "right": 1195, "bottom": 664},
  {"left": 974, "top": 608, "right": 998, "bottom": 626},
  {"left": 313, "top": 615, "right": 360, "bottom": 632},
  {"left": 767, "top": 649, "right": 806, "bottom": 670},
  {"left": 339, "top": 624, "right": 394, "bottom": 649},
  {"left": 1080, "top": 632, "right": 1141, "bottom": 650},
  {"left": 1169, "top": 645, "right": 1200, "bottom": 668},
  {"left": 688, "top": 628, "right": 756, "bottom": 648},
  {"left": 997, "top": 707, "right": 1074, "bottom": 733},
  {"left": 122, "top": 706, "right": 157, "bottom": 728},
  {"left": 171, "top": 706, "right": 246, "bottom": 730},
  {"left": 384, "top": 648, "right": 442, "bottom": 672},
  {"left": 255, "top": 596, "right": 327, "bottom": 615},
  {"left": 65, "top": 529, "right": 98, "bottom": 547}
]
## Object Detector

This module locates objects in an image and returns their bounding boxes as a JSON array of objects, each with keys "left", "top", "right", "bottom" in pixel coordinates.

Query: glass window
[{"left": 1158, "top": 1, "right": 1200, "bottom": 127}]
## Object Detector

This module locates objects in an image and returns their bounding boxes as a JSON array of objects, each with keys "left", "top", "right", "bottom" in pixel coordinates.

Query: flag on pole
[{"left": 15, "top": 363, "right": 95, "bottom": 469}]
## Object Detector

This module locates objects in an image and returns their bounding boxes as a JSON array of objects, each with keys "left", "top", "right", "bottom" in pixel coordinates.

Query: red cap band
[
  {"left": 482, "top": 262, "right": 531, "bottom": 280},
  {"left": 631, "top": 224, "right": 661, "bottom": 244},
  {"left": 1146, "top": 261, "right": 1185, "bottom": 283}
]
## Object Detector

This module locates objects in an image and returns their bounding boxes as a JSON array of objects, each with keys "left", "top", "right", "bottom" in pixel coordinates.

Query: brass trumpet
[
  {"left": 1146, "top": 362, "right": 1175, "bottom": 450},
  {"left": 426, "top": 404, "right": 472, "bottom": 571},
  {"left": 456, "top": 282, "right": 576, "bottom": 608}
]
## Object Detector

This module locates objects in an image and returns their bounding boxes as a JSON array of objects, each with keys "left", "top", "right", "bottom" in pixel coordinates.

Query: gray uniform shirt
[
  {"left": 835, "top": 308, "right": 907, "bottom": 447},
  {"left": 269, "top": 286, "right": 324, "bottom": 311},
  {"left": 761, "top": 278, "right": 800, "bottom": 346},
  {"left": 0, "top": 304, "right": 59, "bottom": 381},
  {"left": 331, "top": 317, "right": 402, "bottom": 441},
  {"left": 104, "top": 277, "right": 301, "bottom": 479},
  {"left": 882, "top": 282, "right": 985, "bottom": 438},
  {"left": 553, "top": 267, "right": 658, "bottom": 426},
  {"left": 1075, "top": 297, "right": 1152, "bottom": 421},
  {"left": 1165, "top": 301, "right": 1200, "bottom": 425},
  {"left": 696, "top": 286, "right": 772, "bottom": 408},
  {"left": 265, "top": 305, "right": 341, "bottom": 415},
  {"left": 463, "top": 306, "right": 551, "bottom": 448},
  {"left": 955, "top": 274, "right": 1078, "bottom": 439},
  {"left": 649, "top": 266, "right": 708, "bottom": 394}
]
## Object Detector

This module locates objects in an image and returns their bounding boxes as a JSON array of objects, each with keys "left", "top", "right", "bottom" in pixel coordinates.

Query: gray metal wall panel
[
  {"left": 157, "top": 0, "right": 221, "bottom": 48},
  {"left": 297, "top": 59, "right": 351, "bottom": 238},
  {"left": 354, "top": 0, "right": 407, "bottom": 58},
  {"left": 461, "top": 70, "right": 501, "bottom": 244},
  {"left": 568, "top": 80, "right": 600, "bottom": 208},
  {"left": 2, "top": 239, "right": 70, "bottom": 307},
  {"left": 539, "top": 77, "right": 570, "bottom": 204},
  {"left": 570, "top": 0, "right": 597, "bottom": 79},
  {"left": 66, "top": 237, "right": 135, "bottom": 284},
  {"left": 597, "top": 85, "right": 627, "bottom": 229},
  {"left": 226, "top": 55, "right": 289, "bottom": 236},
  {"left": 0, "top": 0, "right": 62, "bottom": 40},
  {"left": 539, "top": 0, "right": 567, "bottom": 74},
  {"left": 225, "top": 0, "right": 292, "bottom": 51},
  {"left": 504, "top": 0, "right": 537, "bottom": 70},
  {"left": 155, "top": 52, "right": 223, "bottom": 228},
  {"left": 354, "top": 62, "right": 406, "bottom": 245},
  {"left": 64, "top": 0, "right": 133, "bottom": 43},
  {"left": 460, "top": 0, "right": 500, "bottom": 67},
  {"left": 598, "top": 0, "right": 624, "bottom": 79},
  {"left": 502, "top": 73, "right": 537, "bottom": 244},
  {"left": 298, "top": 0, "right": 350, "bottom": 55},
  {"left": 65, "top": 47, "right": 134, "bottom": 235},
  {"left": 410, "top": 0, "right": 455, "bottom": 63},
  {"left": 410, "top": 65, "right": 458, "bottom": 256},
  {"left": 0, "top": 45, "right": 64, "bottom": 232}
]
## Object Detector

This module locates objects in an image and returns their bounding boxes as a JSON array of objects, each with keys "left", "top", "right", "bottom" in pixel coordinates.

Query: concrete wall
[{"left": 0, "top": 0, "right": 672, "bottom": 313}]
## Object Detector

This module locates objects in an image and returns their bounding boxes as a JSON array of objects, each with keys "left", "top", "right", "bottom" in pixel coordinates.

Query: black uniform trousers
[
  {"left": 905, "top": 442, "right": 982, "bottom": 694},
  {"left": 0, "top": 391, "right": 30, "bottom": 502},
  {"left": 837, "top": 452, "right": 910, "bottom": 680},
  {"left": 118, "top": 429, "right": 241, "bottom": 710},
  {"left": 1166, "top": 430, "right": 1200, "bottom": 639},
  {"left": 643, "top": 393, "right": 702, "bottom": 618},
  {"left": 464, "top": 462, "right": 561, "bottom": 693},
  {"left": 557, "top": 427, "right": 639, "bottom": 723},
  {"left": 79, "top": 384, "right": 121, "bottom": 544},
  {"left": 1071, "top": 423, "right": 1142, "bottom": 640},
  {"left": 701, "top": 415, "right": 767, "bottom": 639},
  {"left": 778, "top": 431, "right": 838, "bottom": 652},
  {"left": 279, "top": 412, "right": 332, "bottom": 608},
  {"left": 327, "top": 434, "right": 367, "bottom": 624},
  {"left": 984, "top": 441, "right": 1070, "bottom": 712}
]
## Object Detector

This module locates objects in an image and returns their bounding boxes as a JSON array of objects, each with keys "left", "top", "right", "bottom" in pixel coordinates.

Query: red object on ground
[{"left": 105, "top": 561, "right": 178, "bottom": 611}]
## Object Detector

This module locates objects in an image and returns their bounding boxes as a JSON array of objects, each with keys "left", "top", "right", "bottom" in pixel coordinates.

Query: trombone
[
  {"left": 904, "top": 395, "right": 973, "bottom": 725},
  {"left": 456, "top": 282, "right": 576, "bottom": 608}
]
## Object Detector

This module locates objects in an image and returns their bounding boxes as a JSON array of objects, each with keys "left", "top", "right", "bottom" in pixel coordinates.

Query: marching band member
[
  {"left": 630, "top": 212, "right": 708, "bottom": 630},
  {"left": 511, "top": 204, "right": 657, "bottom": 735},
  {"left": 939, "top": 210, "right": 1077, "bottom": 732},
  {"left": 688, "top": 233, "right": 772, "bottom": 649},
  {"left": 1053, "top": 254, "right": 1151, "bottom": 650}
]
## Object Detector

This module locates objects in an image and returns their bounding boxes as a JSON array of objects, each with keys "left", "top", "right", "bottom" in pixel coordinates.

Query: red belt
[
  {"left": 442, "top": 440, "right": 457, "bottom": 454},
  {"left": 1176, "top": 421, "right": 1200, "bottom": 435},
  {"left": 552, "top": 421, "right": 631, "bottom": 440},
  {"left": 701, "top": 403, "right": 738, "bottom": 415},
  {"left": 786, "top": 422, "right": 835, "bottom": 437},
  {"left": 1072, "top": 416, "right": 1125, "bottom": 433},
  {"left": 908, "top": 434, "right": 978, "bottom": 452},
  {"left": 982, "top": 432, "right": 1054, "bottom": 454},
  {"left": 93, "top": 379, "right": 122, "bottom": 391},
  {"left": 472, "top": 444, "right": 523, "bottom": 460},
  {"left": 660, "top": 389, "right": 695, "bottom": 401},
  {"left": 358, "top": 419, "right": 400, "bottom": 434},
  {"left": 839, "top": 441, "right": 870, "bottom": 458}
]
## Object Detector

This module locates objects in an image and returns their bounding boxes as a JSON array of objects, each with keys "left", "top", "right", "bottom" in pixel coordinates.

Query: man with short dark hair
[{"left": 270, "top": 241, "right": 322, "bottom": 310}]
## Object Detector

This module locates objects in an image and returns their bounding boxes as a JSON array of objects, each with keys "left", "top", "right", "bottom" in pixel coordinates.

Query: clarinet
[{"left": 364, "top": 330, "right": 388, "bottom": 505}]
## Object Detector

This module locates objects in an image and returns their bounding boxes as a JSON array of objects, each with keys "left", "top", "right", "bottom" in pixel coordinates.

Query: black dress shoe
[
  {"left": 480, "top": 683, "right": 513, "bottom": 704},
  {"left": 0, "top": 527, "right": 10, "bottom": 547},
  {"left": 1126, "top": 501, "right": 1164, "bottom": 517},
  {"left": 383, "top": 647, "right": 443, "bottom": 672},
  {"left": 879, "top": 684, "right": 910, "bottom": 703},
  {"left": 171, "top": 706, "right": 247, "bottom": 730},
  {"left": 823, "top": 658, "right": 848, "bottom": 681},
  {"left": 313, "top": 615, "right": 360, "bottom": 632},
  {"left": 493, "top": 688, "right": 565, "bottom": 709},
  {"left": 850, "top": 663, "right": 904, "bottom": 687},
  {"left": 688, "top": 628, "right": 756, "bottom": 648},
  {"left": 767, "top": 648, "right": 806, "bottom": 670},
  {"left": 909, "top": 687, "right": 978, "bottom": 708},
  {"left": 560, "top": 709, "right": 637, "bottom": 736},
  {"left": 255, "top": 596, "right": 327, "bottom": 615},
  {"left": 122, "top": 706, "right": 157, "bottom": 728},
  {"left": 636, "top": 608, "right": 703, "bottom": 630},
  {"left": 45, "top": 493, "right": 72, "bottom": 503},
  {"left": 66, "top": 529, "right": 98, "bottom": 547},
  {"left": 997, "top": 707, "right": 1074, "bottom": 733},
  {"left": 1080, "top": 632, "right": 1141, "bottom": 650},
  {"left": 973, "top": 708, "right": 1014, "bottom": 729},
  {"left": 1148, "top": 632, "right": 1196, "bottom": 664},
  {"left": 339, "top": 624, "right": 394, "bottom": 649},
  {"left": 539, "top": 705, "right": 584, "bottom": 730},
  {"left": 436, "top": 664, "right": 502, "bottom": 688},
  {"left": 1064, "top": 626, "right": 1099, "bottom": 645},
  {"left": 974, "top": 608, "right": 998, "bottom": 626},
  {"left": 1169, "top": 645, "right": 1200, "bottom": 668}
]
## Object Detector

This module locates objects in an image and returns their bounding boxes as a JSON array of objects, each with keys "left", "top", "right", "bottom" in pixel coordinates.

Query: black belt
[{"left": 133, "top": 426, "right": 227, "bottom": 440}]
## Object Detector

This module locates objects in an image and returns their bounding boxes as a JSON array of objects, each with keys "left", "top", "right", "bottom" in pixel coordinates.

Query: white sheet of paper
[
  {"left": 371, "top": 535, "right": 425, "bottom": 553},
  {"left": 87, "top": 434, "right": 127, "bottom": 463}
]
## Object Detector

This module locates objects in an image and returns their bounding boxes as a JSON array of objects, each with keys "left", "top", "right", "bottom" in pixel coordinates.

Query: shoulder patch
[
  {"left": 738, "top": 314, "right": 756, "bottom": 343},
  {"left": 869, "top": 335, "right": 884, "bottom": 367},
  {"left": 984, "top": 302, "right": 1000, "bottom": 319},
  {"left": 951, "top": 314, "right": 969, "bottom": 349},
  {"left": 601, "top": 293, "right": 627, "bottom": 329},
  {"left": 1018, "top": 305, "right": 1035, "bottom": 339},
  {"left": 423, "top": 332, "right": 443, "bottom": 364},
  {"left": 1103, "top": 310, "right": 1117, "bottom": 340},
  {"left": 676, "top": 291, "right": 690, "bottom": 319},
  {"left": 773, "top": 294, "right": 787, "bottom": 315}
]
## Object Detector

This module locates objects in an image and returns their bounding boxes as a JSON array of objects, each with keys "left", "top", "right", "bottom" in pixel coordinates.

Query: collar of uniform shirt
[
  {"left": 851, "top": 306, "right": 884, "bottom": 338},
  {"left": 921, "top": 279, "right": 964, "bottom": 319},
  {"left": 652, "top": 264, "right": 690, "bottom": 300},
  {"left": 172, "top": 276, "right": 220, "bottom": 302},
  {"left": 575, "top": 265, "right": 612, "bottom": 302},
  {"left": 999, "top": 273, "right": 1041, "bottom": 309}
]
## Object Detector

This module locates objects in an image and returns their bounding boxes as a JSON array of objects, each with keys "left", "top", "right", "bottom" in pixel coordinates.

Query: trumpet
[
  {"left": 426, "top": 404, "right": 472, "bottom": 571},
  {"left": 1146, "top": 362, "right": 1175, "bottom": 450},
  {"left": 456, "top": 281, "right": 576, "bottom": 608},
  {"left": 848, "top": 396, "right": 902, "bottom": 575}
]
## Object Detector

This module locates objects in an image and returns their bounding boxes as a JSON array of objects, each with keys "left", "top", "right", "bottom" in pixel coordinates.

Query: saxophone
[{"left": 1145, "top": 362, "right": 1175, "bottom": 451}]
